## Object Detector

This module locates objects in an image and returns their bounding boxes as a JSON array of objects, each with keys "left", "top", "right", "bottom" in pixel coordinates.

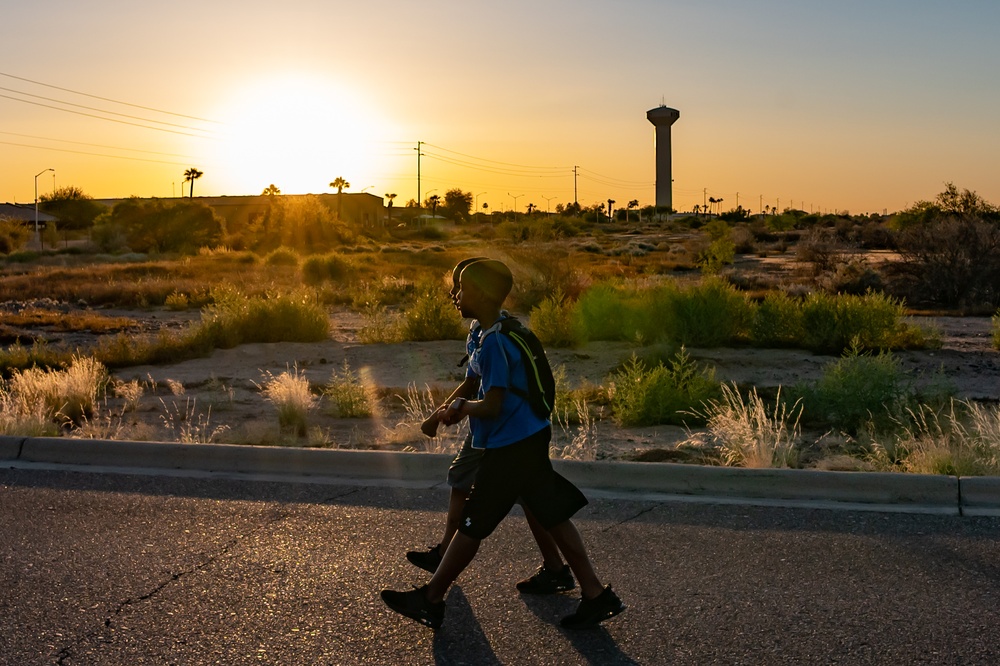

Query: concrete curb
[{"left": 1, "top": 436, "right": 997, "bottom": 515}]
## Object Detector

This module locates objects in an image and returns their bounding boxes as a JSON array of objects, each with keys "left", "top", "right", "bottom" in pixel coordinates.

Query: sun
[{"left": 208, "top": 74, "right": 384, "bottom": 195}]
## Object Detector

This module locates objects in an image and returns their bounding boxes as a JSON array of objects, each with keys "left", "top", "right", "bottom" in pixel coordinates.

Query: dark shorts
[
  {"left": 446, "top": 434, "right": 483, "bottom": 491},
  {"left": 458, "top": 426, "right": 588, "bottom": 540}
]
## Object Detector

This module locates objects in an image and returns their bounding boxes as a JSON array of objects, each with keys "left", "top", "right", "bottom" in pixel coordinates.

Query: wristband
[{"left": 450, "top": 398, "right": 466, "bottom": 411}]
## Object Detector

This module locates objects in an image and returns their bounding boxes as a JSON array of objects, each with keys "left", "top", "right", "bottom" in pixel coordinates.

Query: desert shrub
[
  {"left": 97, "top": 198, "right": 224, "bottom": 254},
  {"left": 751, "top": 292, "right": 804, "bottom": 347},
  {"left": 324, "top": 360, "right": 372, "bottom": 418},
  {"left": 800, "top": 290, "right": 910, "bottom": 354},
  {"left": 159, "top": 397, "right": 229, "bottom": 444},
  {"left": 264, "top": 247, "right": 299, "bottom": 267},
  {"left": 574, "top": 282, "right": 638, "bottom": 342},
  {"left": 0, "top": 217, "right": 31, "bottom": 254},
  {"left": 357, "top": 303, "right": 403, "bottom": 344},
  {"left": 257, "top": 366, "right": 316, "bottom": 436},
  {"left": 993, "top": 310, "right": 1000, "bottom": 350},
  {"left": 199, "top": 288, "right": 329, "bottom": 347},
  {"left": 822, "top": 259, "right": 885, "bottom": 295},
  {"left": 665, "top": 278, "right": 752, "bottom": 347},
  {"left": 687, "top": 384, "right": 802, "bottom": 468},
  {"left": 7, "top": 355, "right": 107, "bottom": 425},
  {"left": 796, "top": 343, "right": 910, "bottom": 434},
  {"left": 399, "top": 286, "right": 465, "bottom": 342},
  {"left": 607, "top": 349, "right": 720, "bottom": 427},
  {"left": 302, "top": 252, "right": 350, "bottom": 285},
  {"left": 505, "top": 247, "right": 588, "bottom": 312},
  {"left": 529, "top": 293, "right": 582, "bottom": 348}
]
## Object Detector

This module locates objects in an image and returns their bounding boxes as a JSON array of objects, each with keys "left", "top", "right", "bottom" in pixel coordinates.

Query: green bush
[
  {"left": 324, "top": 360, "right": 372, "bottom": 418},
  {"left": 399, "top": 287, "right": 465, "bottom": 342},
  {"left": 608, "top": 349, "right": 720, "bottom": 427},
  {"left": 302, "top": 252, "right": 350, "bottom": 285},
  {"left": 529, "top": 293, "right": 582, "bottom": 348},
  {"left": 666, "top": 279, "right": 752, "bottom": 347},
  {"left": 801, "top": 290, "right": 910, "bottom": 353},
  {"left": 797, "top": 343, "right": 910, "bottom": 434},
  {"left": 751, "top": 292, "right": 804, "bottom": 347},
  {"left": 264, "top": 247, "right": 299, "bottom": 267},
  {"left": 993, "top": 309, "right": 1000, "bottom": 350}
]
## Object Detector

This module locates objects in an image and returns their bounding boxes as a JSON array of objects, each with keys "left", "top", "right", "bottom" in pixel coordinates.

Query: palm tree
[
  {"left": 330, "top": 177, "right": 350, "bottom": 220},
  {"left": 184, "top": 168, "right": 203, "bottom": 198},
  {"left": 385, "top": 193, "right": 397, "bottom": 226},
  {"left": 428, "top": 194, "right": 441, "bottom": 218},
  {"left": 607, "top": 199, "right": 616, "bottom": 222},
  {"left": 626, "top": 199, "right": 639, "bottom": 223},
  {"left": 526, "top": 203, "right": 535, "bottom": 215},
  {"left": 262, "top": 184, "right": 281, "bottom": 196}
]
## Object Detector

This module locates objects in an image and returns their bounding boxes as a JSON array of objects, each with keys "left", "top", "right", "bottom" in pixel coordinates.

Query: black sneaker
[
  {"left": 406, "top": 544, "right": 443, "bottom": 573},
  {"left": 560, "top": 586, "right": 626, "bottom": 629},
  {"left": 516, "top": 564, "right": 576, "bottom": 594},
  {"left": 380, "top": 585, "right": 445, "bottom": 630}
]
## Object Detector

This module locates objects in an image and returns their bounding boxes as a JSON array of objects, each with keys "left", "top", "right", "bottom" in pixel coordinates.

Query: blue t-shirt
[{"left": 467, "top": 316, "right": 550, "bottom": 449}]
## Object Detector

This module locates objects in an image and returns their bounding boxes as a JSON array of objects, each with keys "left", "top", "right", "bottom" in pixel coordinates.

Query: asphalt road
[{"left": 3, "top": 468, "right": 1000, "bottom": 665}]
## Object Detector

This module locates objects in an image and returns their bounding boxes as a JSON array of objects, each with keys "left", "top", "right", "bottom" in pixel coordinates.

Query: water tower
[{"left": 646, "top": 105, "right": 680, "bottom": 211}]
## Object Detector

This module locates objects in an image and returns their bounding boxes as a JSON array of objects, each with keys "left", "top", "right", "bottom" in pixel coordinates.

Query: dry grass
[
  {"left": 6, "top": 355, "right": 108, "bottom": 425},
  {"left": 256, "top": 365, "right": 317, "bottom": 437},
  {"left": 685, "top": 383, "right": 803, "bottom": 468}
]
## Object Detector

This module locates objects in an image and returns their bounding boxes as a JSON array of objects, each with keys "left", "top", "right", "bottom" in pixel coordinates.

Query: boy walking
[
  {"left": 407, "top": 257, "right": 575, "bottom": 595},
  {"left": 381, "top": 259, "right": 625, "bottom": 630}
]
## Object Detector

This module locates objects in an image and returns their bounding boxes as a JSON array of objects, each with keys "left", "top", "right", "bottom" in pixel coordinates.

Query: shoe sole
[
  {"left": 561, "top": 603, "right": 626, "bottom": 629},
  {"left": 380, "top": 592, "right": 443, "bottom": 630},
  {"left": 516, "top": 582, "right": 576, "bottom": 594}
]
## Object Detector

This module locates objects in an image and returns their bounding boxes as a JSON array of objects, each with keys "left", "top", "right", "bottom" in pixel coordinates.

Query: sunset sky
[{"left": 3, "top": 1, "right": 999, "bottom": 215}]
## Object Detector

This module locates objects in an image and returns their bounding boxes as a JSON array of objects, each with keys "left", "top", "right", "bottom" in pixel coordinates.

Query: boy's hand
[
  {"left": 420, "top": 410, "right": 442, "bottom": 437},
  {"left": 441, "top": 398, "right": 466, "bottom": 426}
]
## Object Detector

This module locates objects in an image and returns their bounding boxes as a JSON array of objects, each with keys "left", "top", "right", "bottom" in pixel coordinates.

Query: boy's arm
[
  {"left": 441, "top": 386, "right": 505, "bottom": 425},
  {"left": 421, "top": 375, "right": 480, "bottom": 437}
]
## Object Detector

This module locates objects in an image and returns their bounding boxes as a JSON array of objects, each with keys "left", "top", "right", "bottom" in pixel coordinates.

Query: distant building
[{"left": 0, "top": 203, "right": 57, "bottom": 225}]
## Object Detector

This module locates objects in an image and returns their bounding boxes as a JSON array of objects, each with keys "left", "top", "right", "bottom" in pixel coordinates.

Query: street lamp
[
  {"left": 541, "top": 194, "right": 556, "bottom": 214},
  {"left": 34, "top": 168, "right": 54, "bottom": 242},
  {"left": 508, "top": 193, "right": 524, "bottom": 218},
  {"left": 360, "top": 185, "right": 375, "bottom": 194},
  {"left": 475, "top": 192, "right": 486, "bottom": 219}
]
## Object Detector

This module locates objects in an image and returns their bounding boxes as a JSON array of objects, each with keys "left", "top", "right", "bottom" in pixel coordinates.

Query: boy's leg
[
  {"left": 547, "top": 519, "right": 604, "bottom": 599},
  {"left": 523, "top": 507, "right": 565, "bottom": 572},
  {"left": 425, "top": 532, "right": 480, "bottom": 603}
]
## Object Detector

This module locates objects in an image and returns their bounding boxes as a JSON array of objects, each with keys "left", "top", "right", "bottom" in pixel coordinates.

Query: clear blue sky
[{"left": 3, "top": 0, "right": 998, "bottom": 214}]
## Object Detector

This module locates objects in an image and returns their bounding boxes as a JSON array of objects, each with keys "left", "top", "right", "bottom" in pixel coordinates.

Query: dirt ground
[{"left": 93, "top": 309, "right": 999, "bottom": 462}]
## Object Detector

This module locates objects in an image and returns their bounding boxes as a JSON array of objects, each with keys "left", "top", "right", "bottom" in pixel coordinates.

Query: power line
[
  {"left": 0, "top": 70, "right": 219, "bottom": 123},
  {"left": 0, "top": 139, "right": 194, "bottom": 166},
  {"left": 0, "top": 93, "right": 214, "bottom": 139},
  {"left": 0, "top": 85, "right": 216, "bottom": 134},
  {"left": 0, "top": 130, "right": 195, "bottom": 158},
  {"left": 421, "top": 142, "right": 568, "bottom": 172}
]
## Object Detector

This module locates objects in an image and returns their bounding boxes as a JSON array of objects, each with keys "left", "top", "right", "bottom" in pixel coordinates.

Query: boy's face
[
  {"left": 456, "top": 277, "right": 481, "bottom": 319},
  {"left": 450, "top": 278, "right": 461, "bottom": 310}
]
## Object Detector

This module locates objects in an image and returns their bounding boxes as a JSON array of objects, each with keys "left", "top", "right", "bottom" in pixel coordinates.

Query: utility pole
[
  {"left": 703, "top": 188, "right": 707, "bottom": 212},
  {"left": 415, "top": 141, "right": 423, "bottom": 206},
  {"left": 573, "top": 166, "right": 579, "bottom": 204},
  {"left": 735, "top": 192, "right": 739, "bottom": 210}
]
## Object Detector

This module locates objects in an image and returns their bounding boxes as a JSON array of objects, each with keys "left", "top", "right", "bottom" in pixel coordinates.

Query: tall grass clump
[
  {"left": 399, "top": 286, "right": 465, "bottom": 342},
  {"left": 687, "top": 384, "right": 802, "bottom": 468},
  {"left": 869, "top": 400, "right": 1000, "bottom": 476},
  {"left": 607, "top": 348, "right": 720, "bottom": 427},
  {"left": 302, "top": 252, "right": 351, "bottom": 286},
  {"left": 0, "top": 384, "right": 59, "bottom": 436},
  {"left": 264, "top": 247, "right": 299, "bottom": 267},
  {"left": 7, "top": 355, "right": 108, "bottom": 425},
  {"left": 324, "top": 360, "right": 372, "bottom": 417},
  {"left": 257, "top": 366, "right": 316, "bottom": 437},
  {"left": 796, "top": 342, "right": 910, "bottom": 435},
  {"left": 199, "top": 287, "right": 329, "bottom": 348},
  {"left": 751, "top": 291, "right": 804, "bottom": 347}
]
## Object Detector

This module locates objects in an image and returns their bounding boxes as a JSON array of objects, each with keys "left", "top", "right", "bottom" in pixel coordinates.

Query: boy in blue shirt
[
  {"left": 407, "top": 257, "right": 575, "bottom": 596},
  {"left": 382, "top": 259, "right": 625, "bottom": 630}
]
